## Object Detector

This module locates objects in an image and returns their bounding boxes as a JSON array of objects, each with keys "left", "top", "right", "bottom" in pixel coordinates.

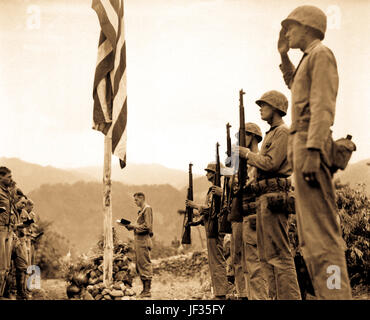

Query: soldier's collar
[
  {"left": 304, "top": 39, "right": 321, "bottom": 55},
  {"left": 266, "top": 118, "right": 284, "bottom": 133}
]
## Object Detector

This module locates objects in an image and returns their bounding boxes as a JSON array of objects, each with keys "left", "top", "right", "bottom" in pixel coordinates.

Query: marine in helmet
[
  {"left": 229, "top": 122, "right": 267, "bottom": 300},
  {"left": 233, "top": 90, "right": 301, "bottom": 300},
  {"left": 278, "top": 5, "right": 352, "bottom": 299},
  {"left": 186, "top": 162, "right": 229, "bottom": 299}
]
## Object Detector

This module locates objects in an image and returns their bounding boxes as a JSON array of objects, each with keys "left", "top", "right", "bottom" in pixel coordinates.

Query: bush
[
  {"left": 336, "top": 183, "right": 370, "bottom": 287},
  {"left": 34, "top": 219, "right": 72, "bottom": 279}
]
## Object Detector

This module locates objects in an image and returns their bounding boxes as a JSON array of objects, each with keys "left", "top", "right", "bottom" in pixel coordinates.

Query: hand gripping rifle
[
  {"left": 219, "top": 123, "right": 233, "bottom": 233},
  {"left": 229, "top": 89, "right": 248, "bottom": 222},
  {"left": 181, "top": 163, "right": 194, "bottom": 244},
  {"left": 207, "top": 143, "right": 221, "bottom": 238}
]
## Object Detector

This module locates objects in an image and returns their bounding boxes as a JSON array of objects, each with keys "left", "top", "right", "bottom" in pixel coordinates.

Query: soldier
[
  {"left": 11, "top": 192, "right": 31, "bottom": 300},
  {"left": 239, "top": 123, "right": 269, "bottom": 300},
  {"left": 228, "top": 123, "right": 267, "bottom": 300},
  {"left": 278, "top": 5, "right": 352, "bottom": 299},
  {"left": 234, "top": 90, "right": 301, "bottom": 300},
  {"left": 0, "top": 167, "right": 15, "bottom": 299},
  {"left": 123, "top": 192, "right": 153, "bottom": 298},
  {"left": 186, "top": 163, "right": 229, "bottom": 299}
]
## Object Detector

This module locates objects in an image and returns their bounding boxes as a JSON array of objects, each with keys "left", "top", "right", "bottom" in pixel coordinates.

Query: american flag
[{"left": 92, "top": 0, "right": 127, "bottom": 168}]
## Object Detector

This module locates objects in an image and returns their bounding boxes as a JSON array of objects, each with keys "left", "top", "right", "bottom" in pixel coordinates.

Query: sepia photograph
[{"left": 0, "top": 0, "right": 369, "bottom": 309}]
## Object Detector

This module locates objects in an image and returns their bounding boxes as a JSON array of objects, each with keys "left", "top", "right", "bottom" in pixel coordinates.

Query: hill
[
  {"left": 336, "top": 158, "right": 370, "bottom": 195},
  {"left": 74, "top": 163, "right": 199, "bottom": 190},
  {"left": 0, "top": 157, "right": 96, "bottom": 193},
  {"left": 28, "top": 181, "right": 205, "bottom": 254}
]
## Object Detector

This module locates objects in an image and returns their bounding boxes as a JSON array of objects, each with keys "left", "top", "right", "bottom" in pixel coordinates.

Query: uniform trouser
[
  {"left": 256, "top": 194, "right": 302, "bottom": 300},
  {"left": 206, "top": 232, "right": 229, "bottom": 297},
  {"left": 134, "top": 234, "right": 153, "bottom": 281},
  {"left": 292, "top": 132, "right": 352, "bottom": 299},
  {"left": 0, "top": 229, "right": 13, "bottom": 296},
  {"left": 242, "top": 216, "right": 268, "bottom": 300},
  {"left": 230, "top": 222, "right": 248, "bottom": 298}
]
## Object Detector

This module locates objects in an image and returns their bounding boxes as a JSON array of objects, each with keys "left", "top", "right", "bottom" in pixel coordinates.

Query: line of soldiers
[
  {"left": 0, "top": 166, "right": 42, "bottom": 300},
  {"left": 185, "top": 5, "right": 353, "bottom": 300}
]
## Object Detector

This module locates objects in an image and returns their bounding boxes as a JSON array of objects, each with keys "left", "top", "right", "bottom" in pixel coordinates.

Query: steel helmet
[
  {"left": 281, "top": 5, "right": 327, "bottom": 40},
  {"left": 245, "top": 122, "right": 263, "bottom": 143},
  {"left": 255, "top": 90, "right": 288, "bottom": 116},
  {"left": 204, "top": 162, "right": 225, "bottom": 173}
]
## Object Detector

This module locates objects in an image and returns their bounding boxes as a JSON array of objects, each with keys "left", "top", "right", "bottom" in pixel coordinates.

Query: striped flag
[{"left": 92, "top": 0, "right": 127, "bottom": 168}]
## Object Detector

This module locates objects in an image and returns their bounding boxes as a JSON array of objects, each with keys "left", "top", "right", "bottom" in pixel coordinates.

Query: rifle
[
  {"left": 219, "top": 123, "right": 233, "bottom": 233},
  {"left": 207, "top": 143, "right": 221, "bottom": 238},
  {"left": 229, "top": 89, "right": 248, "bottom": 222},
  {"left": 181, "top": 163, "right": 193, "bottom": 244}
]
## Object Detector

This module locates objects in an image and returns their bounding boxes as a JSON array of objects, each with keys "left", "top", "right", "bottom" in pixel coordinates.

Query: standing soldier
[
  {"left": 278, "top": 5, "right": 352, "bottom": 299},
  {"left": 234, "top": 91, "right": 301, "bottom": 300},
  {"left": 123, "top": 192, "right": 153, "bottom": 298},
  {"left": 186, "top": 163, "right": 229, "bottom": 300},
  {"left": 228, "top": 123, "right": 267, "bottom": 300},
  {"left": 239, "top": 123, "right": 269, "bottom": 300},
  {"left": 0, "top": 167, "right": 15, "bottom": 299}
]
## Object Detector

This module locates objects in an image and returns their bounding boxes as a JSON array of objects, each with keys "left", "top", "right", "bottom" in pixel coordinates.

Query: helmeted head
[
  {"left": 282, "top": 5, "right": 327, "bottom": 41},
  {"left": 245, "top": 122, "right": 263, "bottom": 143},
  {"left": 256, "top": 90, "right": 288, "bottom": 120},
  {"left": 204, "top": 162, "right": 225, "bottom": 182},
  {"left": 0, "top": 167, "right": 12, "bottom": 188}
]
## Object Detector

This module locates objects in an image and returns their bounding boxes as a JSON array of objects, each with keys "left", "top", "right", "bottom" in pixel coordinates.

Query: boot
[
  {"left": 139, "top": 279, "right": 151, "bottom": 298},
  {"left": 16, "top": 272, "right": 28, "bottom": 300}
]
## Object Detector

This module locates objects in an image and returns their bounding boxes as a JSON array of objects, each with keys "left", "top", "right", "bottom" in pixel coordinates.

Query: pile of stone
[
  {"left": 152, "top": 250, "right": 208, "bottom": 277},
  {"left": 65, "top": 243, "right": 137, "bottom": 300}
]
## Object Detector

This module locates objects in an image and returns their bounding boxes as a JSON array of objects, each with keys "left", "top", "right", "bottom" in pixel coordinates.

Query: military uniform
[
  {"left": 134, "top": 205, "right": 153, "bottom": 282},
  {"left": 280, "top": 6, "right": 352, "bottom": 299},
  {"left": 201, "top": 187, "right": 229, "bottom": 297},
  {"left": 0, "top": 184, "right": 14, "bottom": 297},
  {"left": 246, "top": 91, "right": 301, "bottom": 300}
]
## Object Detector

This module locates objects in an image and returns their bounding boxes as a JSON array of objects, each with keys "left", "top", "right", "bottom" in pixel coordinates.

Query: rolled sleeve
[{"left": 279, "top": 60, "right": 295, "bottom": 89}]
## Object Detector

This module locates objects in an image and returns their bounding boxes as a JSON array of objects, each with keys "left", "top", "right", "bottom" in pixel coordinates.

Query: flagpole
[{"left": 103, "top": 135, "right": 113, "bottom": 286}]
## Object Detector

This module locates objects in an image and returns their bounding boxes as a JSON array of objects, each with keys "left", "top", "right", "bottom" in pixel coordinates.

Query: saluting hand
[
  {"left": 278, "top": 27, "right": 290, "bottom": 54},
  {"left": 211, "top": 186, "right": 223, "bottom": 196},
  {"left": 302, "top": 149, "right": 321, "bottom": 187}
]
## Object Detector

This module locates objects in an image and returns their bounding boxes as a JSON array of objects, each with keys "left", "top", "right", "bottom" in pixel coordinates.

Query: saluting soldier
[
  {"left": 186, "top": 163, "right": 229, "bottom": 300},
  {"left": 234, "top": 91, "right": 301, "bottom": 300},
  {"left": 278, "top": 5, "right": 352, "bottom": 299}
]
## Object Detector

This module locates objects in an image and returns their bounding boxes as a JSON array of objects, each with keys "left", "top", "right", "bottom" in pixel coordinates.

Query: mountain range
[{"left": 1, "top": 157, "right": 368, "bottom": 254}]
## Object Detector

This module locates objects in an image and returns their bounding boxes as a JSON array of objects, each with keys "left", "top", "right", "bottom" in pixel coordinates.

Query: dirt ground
[{"left": 30, "top": 275, "right": 368, "bottom": 300}]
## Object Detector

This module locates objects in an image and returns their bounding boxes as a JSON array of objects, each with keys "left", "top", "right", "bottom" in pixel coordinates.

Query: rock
[
  {"left": 125, "top": 288, "right": 136, "bottom": 296},
  {"left": 121, "top": 296, "right": 130, "bottom": 300},
  {"left": 86, "top": 285, "right": 94, "bottom": 293},
  {"left": 114, "top": 271, "right": 126, "bottom": 281},
  {"left": 95, "top": 294, "right": 103, "bottom": 300},
  {"left": 81, "top": 291, "right": 94, "bottom": 300},
  {"left": 110, "top": 290, "right": 124, "bottom": 297},
  {"left": 119, "top": 284, "right": 126, "bottom": 292},
  {"left": 114, "top": 296, "right": 123, "bottom": 300},
  {"left": 103, "top": 294, "right": 112, "bottom": 300},
  {"left": 101, "top": 289, "right": 111, "bottom": 296}
]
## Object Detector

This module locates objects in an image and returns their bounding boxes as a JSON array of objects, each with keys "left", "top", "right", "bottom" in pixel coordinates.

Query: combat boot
[
  {"left": 139, "top": 280, "right": 151, "bottom": 298},
  {"left": 16, "top": 272, "right": 28, "bottom": 300}
]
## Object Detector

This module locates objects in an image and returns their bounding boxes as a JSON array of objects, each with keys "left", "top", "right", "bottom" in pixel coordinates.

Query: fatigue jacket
[
  {"left": 248, "top": 119, "right": 291, "bottom": 180},
  {"left": 134, "top": 205, "right": 153, "bottom": 237},
  {"left": 280, "top": 39, "right": 338, "bottom": 152}
]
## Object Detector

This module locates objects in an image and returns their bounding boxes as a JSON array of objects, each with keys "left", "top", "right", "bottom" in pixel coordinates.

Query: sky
[{"left": 1, "top": 0, "right": 369, "bottom": 175}]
